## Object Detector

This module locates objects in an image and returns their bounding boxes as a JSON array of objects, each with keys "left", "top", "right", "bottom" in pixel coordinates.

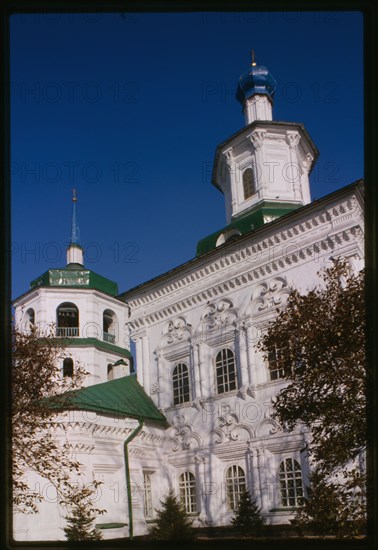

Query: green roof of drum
[
  {"left": 57, "top": 337, "right": 133, "bottom": 359},
  {"left": 196, "top": 203, "right": 300, "bottom": 256},
  {"left": 45, "top": 374, "right": 167, "bottom": 425},
  {"left": 30, "top": 265, "right": 118, "bottom": 296}
]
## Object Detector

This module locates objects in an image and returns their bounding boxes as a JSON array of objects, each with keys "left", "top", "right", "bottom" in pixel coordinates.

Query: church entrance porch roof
[{"left": 43, "top": 374, "right": 167, "bottom": 425}]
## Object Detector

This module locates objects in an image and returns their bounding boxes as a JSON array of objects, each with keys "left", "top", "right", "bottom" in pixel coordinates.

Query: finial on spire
[
  {"left": 67, "top": 187, "right": 84, "bottom": 265},
  {"left": 251, "top": 49, "right": 257, "bottom": 67},
  {"left": 70, "top": 188, "right": 80, "bottom": 245}
]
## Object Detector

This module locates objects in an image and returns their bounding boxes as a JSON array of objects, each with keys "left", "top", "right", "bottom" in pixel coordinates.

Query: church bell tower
[
  {"left": 212, "top": 53, "right": 319, "bottom": 226},
  {"left": 13, "top": 190, "right": 132, "bottom": 386}
]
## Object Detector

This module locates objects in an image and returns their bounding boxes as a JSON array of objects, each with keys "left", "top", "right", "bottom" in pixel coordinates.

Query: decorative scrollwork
[
  {"left": 208, "top": 405, "right": 254, "bottom": 445},
  {"left": 248, "top": 277, "right": 289, "bottom": 315},
  {"left": 169, "top": 414, "right": 202, "bottom": 452},
  {"left": 161, "top": 316, "right": 192, "bottom": 345},
  {"left": 200, "top": 298, "right": 238, "bottom": 332}
]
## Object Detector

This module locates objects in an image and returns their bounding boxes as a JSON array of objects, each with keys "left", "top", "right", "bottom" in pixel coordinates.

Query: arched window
[
  {"left": 268, "top": 348, "right": 285, "bottom": 380},
  {"left": 172, "top": 363, "right": 190, "bottom": 405},
  {"left": 216, "top": 348, "right": 237, "bottom": 394},
  {"left": 63, "top": 357, "right": 74, "bottom": 378},
  {"left": 25, "top": 308, "right": 35, "bottom": 326},
  {"left": 143, "top": 473, "right": 153, "bottom": 518},
  {"left": 179, "top": 472, "right": 197, "bottom": 513},
  {"left": 279, "top": 458, "right": 304, "bottom": 507},
  {"left": 226, "top": 465, "right": 246, "bottom": 510},
  {"left": 103, "top": 309, "right": 116, "bottom": 343},
  {"left": 243, "top": 167, "right": 256, "bottom": 200},
  {"left": 56, "top": 302, "right": 79, "bottom": 337}
]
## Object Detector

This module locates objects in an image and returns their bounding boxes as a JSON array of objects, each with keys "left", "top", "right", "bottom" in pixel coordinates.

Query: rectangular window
[
  {"left": 268, "top": 348, "right": 285, "bottom": 380},
  {"left": 143, "top": 473, "right": 153, "bottom": 518},
  {"left": 226, "top": 465, "right": 246, "bottom": 510},
  {"left": 179, "top": 472, "right": 197, "bottom": 513},
  {"left": 279, "top": 458, "right": 304, "bottom": 507},
  {"left": 173, "top": 363, "right": 190, "bottom": 405},
  {"left": 216, "top": 348, "right": 237, "bottom": 394}
]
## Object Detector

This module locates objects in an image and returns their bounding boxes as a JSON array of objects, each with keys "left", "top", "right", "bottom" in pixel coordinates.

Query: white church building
[{"left": 13, "top": 59, "right": 364, "bottom": 541}]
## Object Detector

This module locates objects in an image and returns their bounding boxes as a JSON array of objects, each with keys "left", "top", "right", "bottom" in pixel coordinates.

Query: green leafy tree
[
  {"left": 62, "top": 482, "right": 104, "bottom": 541},
  {"left": 258, "top": 259, "right": 366, "bottom": 536},
  {"left": 231, "top": 490, "right": 265, "bottom": 536},
  {"left": 148, "top": 489, "right": 194, "bottom": 540}
]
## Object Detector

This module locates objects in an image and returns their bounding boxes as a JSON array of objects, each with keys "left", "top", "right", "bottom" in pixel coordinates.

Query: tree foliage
[
  {"left": 231, "top": 490, "right": 265, "bottom": 536},
  {"left": 258, "top": 260, "right": 366, "bottom": 475},
  {"left": 62, "top": 482, "right": 104, "bottom": 541},
  {"left": 148, "top": 489, "right": 194, "bottom": 540},
  {"left": 258, "top": 259, "right": 366, "bottom": 536},
  {"left": 12, "top": 324, "right": 97, "bottom": 518},
  {"left": 291, "top": 469, "right": 366, "bottom": 538}
]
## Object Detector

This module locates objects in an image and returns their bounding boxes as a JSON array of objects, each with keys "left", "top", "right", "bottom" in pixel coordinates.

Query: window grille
[
  {"left": 172, "top": 363, "right": 190, "bottom": 405},
  {"left": 279, "top": 458, "right": 304, "bottom": 507},
  {"left": 143, "top": 473, "right": 153, "bottom": 518},
  {"left": 243, "top": 167, "right": 256, "bottom": 199},
  {"left": 216, "top": 349, "right": 237, "bottom": 394},
  {"left": 226, "top": 465, "right": 246, "bottom": 510},
  {"left": 179, "top": 472, "right": 197, "bottom": 513},
  {"left": 268, "top": 348, "right": 285, "bottom": 380}
]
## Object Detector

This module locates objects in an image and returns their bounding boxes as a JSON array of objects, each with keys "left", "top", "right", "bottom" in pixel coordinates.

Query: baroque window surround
[
  {"left": 157, "top": 288, "right": 296, "bottom": 408},
  {"left": 156, "top": 317, "right": 194, "bottom": 409}
]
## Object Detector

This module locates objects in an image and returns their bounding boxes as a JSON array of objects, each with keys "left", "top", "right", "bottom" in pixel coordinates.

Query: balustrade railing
[{"left": 56, "top": 327, "right": 79, "bottom": 338}]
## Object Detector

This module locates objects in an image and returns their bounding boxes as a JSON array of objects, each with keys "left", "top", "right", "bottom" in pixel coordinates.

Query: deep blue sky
[{"left": 10, "top": 11, "right": 363, "bottom": 300}]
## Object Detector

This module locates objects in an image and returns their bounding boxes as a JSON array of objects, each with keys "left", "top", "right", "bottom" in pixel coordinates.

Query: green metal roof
[
  {"left": 45, "top": 374, "right": 167, "bottom": 425},
  {"left": 96, "top": 523, "right": 128, "bottom": 529},
  {"left": 57, "top": 337, "right": 132, "bottom": 360},
  {"left": 196, "top": 202, "right": 300, "bottom": 256},
  {"left": 30, "top": 265, "right": 118, "bottom": 296}
]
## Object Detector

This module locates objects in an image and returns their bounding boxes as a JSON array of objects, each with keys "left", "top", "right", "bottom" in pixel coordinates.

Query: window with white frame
[
  {"left": 279, "top": 458, "right": 304, "bottom": 507},
  {"left": 143, "top": 473, "right": 153, "bottom": 518},
  {"left": 172, "top": 363, "right": 190, "bottom": 405},
  {"left": 179, "top": 471, "right": 197, "bottom": 513},
  {"left": 216, "top": 348, "right": 237, "bottom": 394},
  {"left": 226, "top": 465, "right": 246, "bottom": 510}
]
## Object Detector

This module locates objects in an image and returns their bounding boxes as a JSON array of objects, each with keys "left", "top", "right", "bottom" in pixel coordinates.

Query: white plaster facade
[
  {"left": 12, "top": 61, "right": 364, "bottom": 541},
  {"left": 14, "top": 283, "right": 131, "bottom": 385},
  {"left": 124, "top": 183, "right": 364, "bottom": 532}
]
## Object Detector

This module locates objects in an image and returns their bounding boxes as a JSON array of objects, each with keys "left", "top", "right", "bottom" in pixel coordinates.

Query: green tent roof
[{"left": 45, "top": 375, "right": 167, "bottom": 425}]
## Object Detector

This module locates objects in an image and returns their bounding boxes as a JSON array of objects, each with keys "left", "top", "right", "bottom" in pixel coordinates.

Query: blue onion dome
[{"left": 236, "top": 59, "right": 277, "bottom": 105}]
